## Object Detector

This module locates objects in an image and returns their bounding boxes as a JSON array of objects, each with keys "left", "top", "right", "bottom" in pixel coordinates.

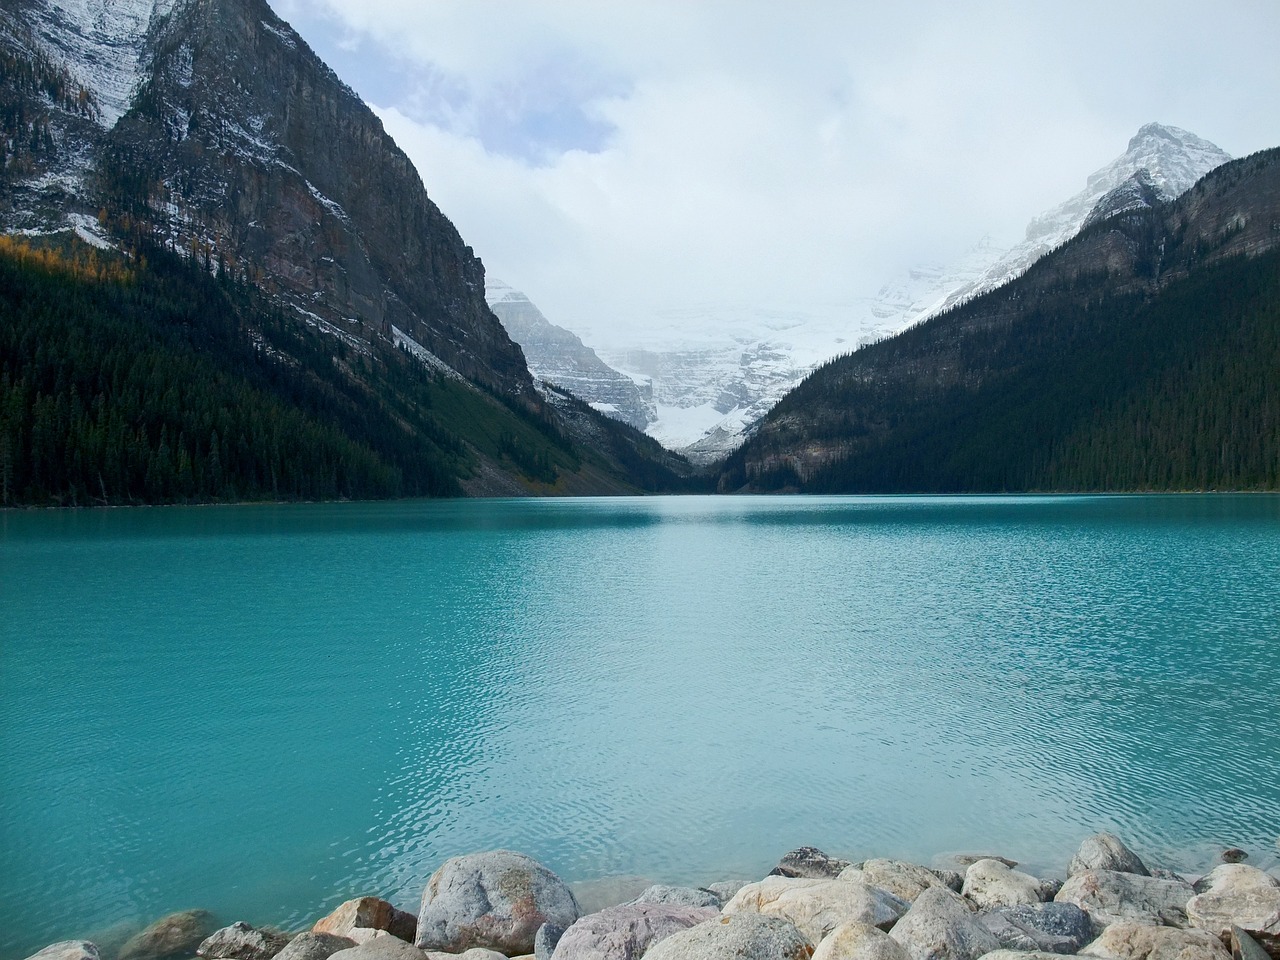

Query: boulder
[
  {"left": 1055, "top": 870, "right": 1194, "bottom": 929},
  {"left": 631, "top": 884, "right": 724, "bottom": 909},
  {"left": 314, "top": 899, "right": 416, "bottom": 944},
  {"left": 1186, "top": 865, "right": 1280, "bottom": 956},
  {"left": 198, "top": 923, "right": 291, "bottom": 960},
  {"left": 1079, "top": 920, "right": 1231, "bottom": 960},
  {"left": 1068, "top": 835, "right": 1150, "bottom": 878},
  {"left": 726, "top": 876, "right": 908, "bottom": 943},
  {"left": 772, "top": 848, "right": 855, "bottom": 880},
  {"left": 24, "top": 943, "right": 101, "bottom": 960},
  {"left": 414, "top": 850, "right": 581, "bottom": 956},
  {"left": 951, "top": 856, "right": 1019, "bottom": 869},
  {"left": 423, "top": 951, "right": 506, "bottom": 960},
  {"left": 327, "top": 938, "right": 425, "bottom": 960},
  {"left": 548, "top": 902, "right": 718, "bottom": 959},
  {"left": 813, "top": 921, "right": 912, "bottom": 960},
  {"left": 534, "top": 923, "right": 566, "bottom": 960},
  {"left": 962, "top": 860, "right": 1045, "bottom": 909},
  {"left": 708, "top": 880, "right": 749, "bottom": 902},
  {"left": 838, "top": 861, "right": 954, "bottom": 903},
  {"left": 979, "top": 902, "right": 1094, "bottom": 953},
  {"left": 1231, "top": 926, "right": 1273, "bottom": 960},
  {"left": 119, "top": 911, "right": 218, "bottom": 960},
  {"left": 272, "top": 934, "right": 356, "bottom": 960},
  {"left": 981, "top": 952, "right": 1083, "bottom": 960},
  {"left": 642, "top": 913, "right": 815, "bottom": 960},
  {"left": 888, "top": 887, "right": 1001, "bottom": 960}
]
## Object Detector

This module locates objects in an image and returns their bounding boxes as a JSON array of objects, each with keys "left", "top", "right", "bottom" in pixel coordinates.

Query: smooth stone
[
  {"left": 314, "top": 899, "right": 416, "bottom": 944},
  {"left": 273, "top": 933, "right": 356, "bottom": 960},
  {"left": 951, "top": 856, "right": 1019, "bottom": 869},
  {"left": 839, "top": 861, "right": 955, "bottom": 903},
  {"left": 813, "top": 921, "right": 912, "bottom": 960},
  {"left": 1079, "top": 920, "right": 1231, "bottom": 960},
  {"left": 198, "top": 923, "right": 291, "bottom": 960},
  {"left": 534, "top": 923, "right": 566, "bottom": 960},
  {"left": 1231, "top": 926, "right": 1273, "bottom": 960},
  {"left": 771, "top": 847, "right": 854, "bottom": 880},
  {"left": 726, "top": 876, "right": 908, "bottom": 944},
  {"left": 1069, "top": 835, "right": 1150, "bottom": 879},
  {"left": 327, "top": 939, "right": 425, "bottom": 960},
  {"left": 888, "top": 887, "right": 1002, "bottom": 960},
  {"left": 1186, "top": 865, "right": 1280, "bottom": 955},
  {"left": 980, "top": 901, "right": 1093, "bottom": 954},
  {"left": 415, "top": 850, "right": 581, "bottom": 956},
  {"left": 120, "top": 911, "right": 218, "bottom": 960},
  {"left": 549, "top": 902, "right": 718, "bottom": 959},
  {"left": 24, "top": 943, "right": 102, "bottom": 960},
  {"left": 962, "top": 859, "right": 1045, "bottom": 909},
  {"left": 642, "top": 913, "right": 815, "bottom": 960},
  {"left": 1055, "top": 870, "right": 1194, "bottom": 929},
  {"left": 631, "top": 884, "right": 724, "bottom": 909}
]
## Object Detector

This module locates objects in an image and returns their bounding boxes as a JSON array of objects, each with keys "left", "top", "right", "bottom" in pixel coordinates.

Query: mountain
[
  {"left": 484, "top": 278, "right": 654, "bottom": 432},
  {"left": 718, "top": 148, "right": 1280, "bottom": 493},
  {"left": 0, "top": 0, "right": 697, "bottom": 502},
  {"left": 568, "top": 123, "right": 1231, "bottom": 462}
]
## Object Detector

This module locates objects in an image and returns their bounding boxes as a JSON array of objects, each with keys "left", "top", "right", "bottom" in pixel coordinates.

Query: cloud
[{"left": 271, "top": 0, "right": 1280, "bottom": 348}]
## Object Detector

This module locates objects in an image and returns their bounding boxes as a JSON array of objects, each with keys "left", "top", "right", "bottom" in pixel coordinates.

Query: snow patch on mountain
[{"left": 31, "top": 0, "right": 178, "bottom": 127}]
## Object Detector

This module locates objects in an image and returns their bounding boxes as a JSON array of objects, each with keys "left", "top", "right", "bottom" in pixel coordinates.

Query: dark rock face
[
  {"left": 980, "top": 902, "right": 1094, "bottom": 954},
  {"left": 197, "top": 923, "right": 291, "bottom": 960},
  {"left": 118, "top": 910, "right": 217, "bottom": 960},
  {"left": 1082, "top": 170, "right": 1172, "bottom": 229},
  {"left": 770, "top": 846, "right": 853, "bottom": 880}
]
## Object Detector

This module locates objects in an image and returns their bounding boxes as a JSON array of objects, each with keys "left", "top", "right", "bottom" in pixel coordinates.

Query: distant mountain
[
  {"left": 718, "top": 148, "right": 1280, "bottom": 493},
  {"left": 0, "top": 0, "right": 697, "bottom": 501},
  {"left": 571, "top": 123, "right": 1231, "bottom": 461},
  {"left": 484, "top": 279, "right": 654, "bottom": 432}
]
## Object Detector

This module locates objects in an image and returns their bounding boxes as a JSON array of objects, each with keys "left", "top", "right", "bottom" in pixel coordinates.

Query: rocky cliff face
[
  {"left": 485, "top": 278, "right": 653, "bottom": 431},
  {"left": 2, "top": 0, "right": 535, "bottom": 400}
]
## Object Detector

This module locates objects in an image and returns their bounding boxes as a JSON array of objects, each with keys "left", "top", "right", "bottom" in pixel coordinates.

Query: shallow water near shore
[{"left": 2, "top": 495, "right": 1279, "bottom": 958}]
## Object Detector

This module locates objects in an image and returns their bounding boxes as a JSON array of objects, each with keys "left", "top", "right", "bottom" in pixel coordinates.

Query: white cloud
[{"left": 272, "top": 0, "right": 1280, "bottom": 349}]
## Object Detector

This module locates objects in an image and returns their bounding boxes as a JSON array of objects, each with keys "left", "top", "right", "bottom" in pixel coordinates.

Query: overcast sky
[{"left": 271, "top": 0, "right": 1279, "bottom": 348}]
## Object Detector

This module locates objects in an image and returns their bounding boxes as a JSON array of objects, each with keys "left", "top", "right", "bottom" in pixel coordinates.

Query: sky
[{"left": 270, "top": 0, "right": 1280, "bottom": 349}]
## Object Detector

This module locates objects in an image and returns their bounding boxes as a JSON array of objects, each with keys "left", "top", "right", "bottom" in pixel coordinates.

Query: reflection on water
[{"left": 2, "top": 495, "right": 1279, "bottom": 959}]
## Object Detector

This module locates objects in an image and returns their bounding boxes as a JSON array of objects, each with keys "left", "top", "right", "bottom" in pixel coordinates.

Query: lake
[{"left": 2, "top": 495, "right": 1278, "bottom": 958}]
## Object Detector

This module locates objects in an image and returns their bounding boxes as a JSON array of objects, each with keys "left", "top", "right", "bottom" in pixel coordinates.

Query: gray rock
[
  {"left": 839, "top": 861, "right": 955, "bottom": 903},
  {"left": 813, "top": 921, "right": 912, "bottom": 960},
  {"left": 1079, "top": 920, "right": 1231, "bottom": 960},
  {"left": 272, "top": 934, "right": 356, "bottom": 960},
  {"left": 771, "top": 847, "right": 854, "bottom": 880},
  {"left": 707, "top": 881, "right": 749, "bottom": 902},
  {"left": 1037, "top": 879, "right": 1064, "bottom": 902},
  {"left": 1224, "top": 851, "right": 1250, "bottom": 865},
  {"left": 313, "top": 899, "right": 415, "bottom": 944},
  {"left": 1068, "top": 835, "right": 1150, "bottom": 879},
  {"left": 933, "top": 872, "right": 965, "bottom": 894},
  {"left": 1055, "top": 870, "right": 1194, "bottom": 929},
  {"left": 726, "top": 876, "right": 909, "bottom": 944},
  {"left": 198, "top": 923, "right": 291, "bottom": 960},
  {"left": 631, "top": 884, "right": 724, "bottom": 909},
  {"left": 979, "top": 902, "right": 1097, "bottom": 954},
  {"left": 1186, "top": 865, "right": 1280, "bottom": 956},
  {"left": 1231, "top": 925, "right": 1273, "bottom": 960},
  {"left": 980, "top": 952, "right": 1075, "bottom": 960},
  {"left": 414, "top": 850, "right": 581, "bottom": 956},
  {"left": 327, "top": 938, "right": 425, "bottom": 960},
  {"left": 951, "top": 856, "right": 1019, "bottom": 869},
  {"left": 24, "top": 943, "right": 102, "bottom": 960},
  {"left": 534, "top": 923, "right": 566, "bottom": 960},
  {"left": 423, "top": 951, "right": 505, "bottom": 960},
  {"left": 888, "top": 887, "right": 1002, "bottom": 960},
  {"left": 119, "top": 911, "right": 218, "bottom": 960},
  {"left": 549, "top": 902, "right": 718, "bottom": 959},
  {"left": 962, "top": 859, "right": 1045, "bottom": 909},
  {"left": 642, "top": 913, "right": 814, "bottom": 960}
]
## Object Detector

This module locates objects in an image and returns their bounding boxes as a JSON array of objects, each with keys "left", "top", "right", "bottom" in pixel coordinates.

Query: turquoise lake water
[{"left": 2, "top": 495, "right": 1279, "bottom": 957}]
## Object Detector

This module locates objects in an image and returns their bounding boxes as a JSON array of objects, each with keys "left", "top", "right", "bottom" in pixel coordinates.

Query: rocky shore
[{"left": 24, "top": 835, "right": 1280, "bottom": 960}]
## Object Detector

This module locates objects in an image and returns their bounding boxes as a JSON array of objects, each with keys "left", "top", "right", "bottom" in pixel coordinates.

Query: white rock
[
  {"left": 961, "top": 859, "right": 1044, "bottom": 909},
  {"left": 840, "top": 861, "right": 955, "bottom": 903},
  {"left": 1055, "top": 870, "right": 1194, "bottom": 929},
  {"left": 1079, "top": 920, "right": 1230, "bottom": 960},
  {"left": 888, "top": 887, "right": 1002, "bottom": 960},
  {"left": 814, "top": 921, "right": 913, "bottom": 960},
  {"left": 725, "top": 876, "right": 908, "bottom": 945}
]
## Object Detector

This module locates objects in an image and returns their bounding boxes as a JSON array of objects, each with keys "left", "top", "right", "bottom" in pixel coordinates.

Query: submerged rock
[
  {"left": 772, "top": 848, "right": 854, "bottom": 880},
  {"left": 414, "top": 850, "right": 581, "bottom": 956},
  {"left": 813, "top": 921, "right": 911, "bottom": 960},
  {"left": 839, "top": 861, "right": 955, "bottom": 903},
  {"left": 548, "top": 902, "right": 717, "bottom": 959},
  {"left": 1068, "top": 835, "right": 1150, "bottom": 879},
  {"left": 197, "top": 923, "right": 291, "bottom": 960},
  {"left": 642, "top": 913, "right": 814, "bottom": 960},
  {"left": 726, "top": 876, "right": 908, "bottom": 944},
  {"left": 119, "top": 911, "right": 217, "bottom": 960},
  {"left": 313, "top": 899, "right": 415, "bottom": 944},
  {"left": 1055, "top": 870, "right": 1193, "bottom": 929},
  {"left": 24, "top": 943, "right": 102, "bottom": 960},
  {"left": 962, "top": 859, "right": 1045, "bottom": 909},
  {"left": 1079, "top": 920, "right": 1230, "bottom": 960},
  {"left": 979, "top": 902, "right": 1094, "bottom": 954},
  {"left": 888, "top": 887, "right": 1001, "bottom": 960}
]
